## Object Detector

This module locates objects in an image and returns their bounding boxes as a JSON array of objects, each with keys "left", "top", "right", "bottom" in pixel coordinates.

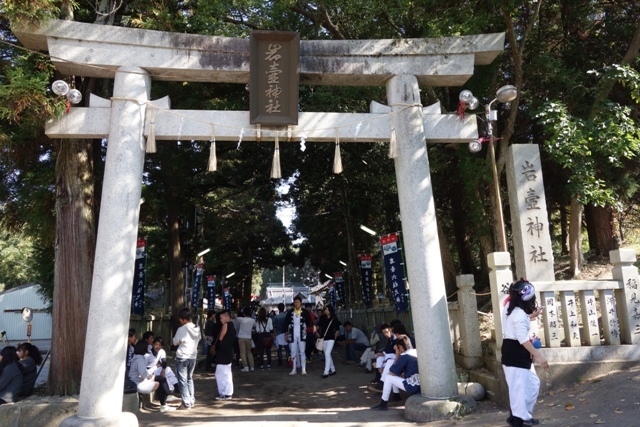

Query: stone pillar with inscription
[
  {"left": 506, "top": 144, "right": 556, "bottom": 347},
  {"left": 506, "top": 144, "right": 555, "bottom": 282}
]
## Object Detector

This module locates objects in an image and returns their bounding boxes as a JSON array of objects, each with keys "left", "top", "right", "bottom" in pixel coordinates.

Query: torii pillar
[{"left": 61, "top": 66, "right": 150, "bottom": 427}]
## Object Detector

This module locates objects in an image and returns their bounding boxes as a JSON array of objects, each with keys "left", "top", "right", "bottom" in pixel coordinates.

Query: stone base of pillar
[
  {"left": 404, "top": 394, "right": 477, "bottom": 422},
  {"left": 60, "top": 412, "right": 138, "bottom": 427}
]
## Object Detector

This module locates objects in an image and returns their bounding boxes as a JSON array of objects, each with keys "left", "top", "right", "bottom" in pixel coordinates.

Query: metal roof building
[{"left": 0, "top": 283, "right": 52, "bottom": 345}]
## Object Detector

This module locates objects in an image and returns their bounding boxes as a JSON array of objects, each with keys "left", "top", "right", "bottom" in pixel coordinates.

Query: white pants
[
  {"left": 380, "top": 359, "right": 394, "bottom": 383},
  {"left": 503, "top": 364, "right": 540, "bottom": 421},
  {"left": 376, "top": 353, "right": 395, "bottom": 371},
  {"left": 215, "top": 363, "right": 233, "bottom": 397},
  {"left": 323, "top": 340, "right": 335, "bottom": 375},
  {"left": 360, "top": 348, "right": 375, "bottom": 370},
  {"left": 289, "top": 338, "right": 306, "bottom": 371},
  {"left": 382, "top": 375, "right": 405, "bottom": 401}
]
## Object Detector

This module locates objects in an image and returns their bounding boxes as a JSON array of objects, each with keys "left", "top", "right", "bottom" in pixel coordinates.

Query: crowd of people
[
  {"left": 125, "top": 295, "right": 425, "bottom": 413},
  {"left": 0, "top": 342, "right": 43, "bottom": 405}
]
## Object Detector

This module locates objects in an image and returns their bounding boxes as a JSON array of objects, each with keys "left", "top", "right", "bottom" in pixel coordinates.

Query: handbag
[{"left": 316, "top": 318, "right": 334, "bottom": 352}]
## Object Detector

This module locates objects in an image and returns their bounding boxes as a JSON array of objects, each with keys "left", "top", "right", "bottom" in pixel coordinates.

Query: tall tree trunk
[
  {"left": 437, "top": 220, "right": 457, "bottom": 298},
  {"left": 339, "top": 182, "right": 362, "bottom": 305},
  {"left": 569, "top": 196, "right": 584, "bottom": 277},
  {"left": 584, "top": 204, "right": 618, "bottom": 256},
  {"left": 48, "top": 139, "right": 94, "bottom": 395},
  {"left": 560, "top": 203, "right": 569, "bottom": 255},
  {"left": 167, "top": 188, "right": 185, "bottom": 332}
]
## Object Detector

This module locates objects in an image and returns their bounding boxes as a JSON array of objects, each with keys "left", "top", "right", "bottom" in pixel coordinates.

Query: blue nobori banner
[
  {"left": 328, "top": 282, "right": 336, "bottom": 308},
  {"left": 191, "top": 263, "right": 204, "bottom": 310},
  {"left": 334, "top": 272, "right": 346, "bottom": 305},
  {"left": 131, "top": 238, "right": 146, "bottom": 315},
  {"left": 223, "top": 287, "right": 232, "bottom": 310},
  {"left": 359, "top": 255, "right": 373, "bottom": 308},
  {"left": 206, "top": 275, "right": 216, "bottom": 311},
  {"left": 380, "top": 233, "right": 408, "bottom": 313}
]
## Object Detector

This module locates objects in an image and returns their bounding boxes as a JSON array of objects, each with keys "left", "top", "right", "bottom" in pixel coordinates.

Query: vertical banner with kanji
[
  {"left": 328, "top": 282, "right": 336, "bottom": 308},
  {"left": 191, "top": 263, "right": 204, "bottom": 310},
  {"left": 380, "top": 233, "right": 409, "bottom": 313},
  {"left": 206, "top": 275, "right": 216, "bottom": 311},
  {"left": 334, "top": 272, "right": 346, "bottom": 304},
  {"left": 131, "top": 238, "right": 146, "bottom": 315},
  {"left": 360, "top": 255, "right": 373, "bottom": 308},
  {"left": 223, "top": 287, "right": 232, "bottom": 310}
]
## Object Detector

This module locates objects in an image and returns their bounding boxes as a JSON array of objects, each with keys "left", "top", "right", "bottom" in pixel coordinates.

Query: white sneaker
[
  {"left": 240, "top": 367, "right": 249, "bottom": 372},
  {"left": 250, "top": 367, "right": 254, "bottom": 371},
  {"left": 160, "top": 405, "right": 176, "bottom": 412},
  {"left": 301, "top": 370, "right": 307, "bottom": 375},
  {"left": 165, "top": 395, "right": 181, "bottom": 403},
  {"left": 289, "top": 370, "right": 297, "bottom": 376}
]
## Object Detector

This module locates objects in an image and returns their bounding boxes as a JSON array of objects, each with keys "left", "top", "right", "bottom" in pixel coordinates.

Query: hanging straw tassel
[
  {"left": 271, "top": 132, "right": 282, "bottom": 179},
  {"left": 333, "top": 128, "right": 343, "bottom": 174},
  {"left": 208, "top": 125, "right": 217, "bottom": 172},
  {"left": 388, "top": 128, "right": 398, "bottom": 159},
  {"left": 145, "top": 107, "right": 156, "bottom": 153},
  {"left": 388, "top": 114, "right": 398, "bottom": 159}
]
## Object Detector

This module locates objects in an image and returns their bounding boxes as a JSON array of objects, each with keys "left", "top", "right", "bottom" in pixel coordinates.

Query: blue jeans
[
  {"left": 346, "top": 342, "right": 368, "bottom": 361},
  {"left": 175, "top": 357, "right": 196, "bottom": 407}
]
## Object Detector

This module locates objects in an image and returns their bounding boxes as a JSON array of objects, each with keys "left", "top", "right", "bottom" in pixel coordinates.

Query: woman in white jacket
[{"left": 129, "top": 341, "right": 174, "bottom": 412}]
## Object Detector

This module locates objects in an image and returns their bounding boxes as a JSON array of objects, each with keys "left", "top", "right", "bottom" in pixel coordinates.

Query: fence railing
[{"left": 489, "top": 248, "right": 640, "bottom": 356}]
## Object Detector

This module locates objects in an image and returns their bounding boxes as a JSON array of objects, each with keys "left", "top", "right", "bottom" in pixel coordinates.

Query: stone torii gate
[{"left": 14, "top": 20, "right": 504, "bottom": 426}]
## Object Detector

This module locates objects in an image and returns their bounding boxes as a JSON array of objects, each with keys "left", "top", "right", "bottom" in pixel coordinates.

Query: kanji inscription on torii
[{"left": 506, "top": 144, "right": 555, "bottom": 282}]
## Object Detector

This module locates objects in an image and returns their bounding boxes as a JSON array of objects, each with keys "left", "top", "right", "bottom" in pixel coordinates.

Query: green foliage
[
  {"left": 0, "top": 231, "right": 40, "bottom": 290},
  {"left": 536, "top": 65, "right": 640, "bottom": 206},
  {"left": 0, "top": 0, "right": 59, "bottom": 26}
]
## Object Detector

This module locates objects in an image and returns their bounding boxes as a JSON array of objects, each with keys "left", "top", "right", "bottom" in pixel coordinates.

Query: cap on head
[{"left": 510, "top": 278, "right": 535, "bottom": 301}]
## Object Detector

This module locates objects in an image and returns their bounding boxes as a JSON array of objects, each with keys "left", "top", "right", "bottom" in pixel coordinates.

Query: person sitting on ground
[
  {"left": 370, "top": 335, "right": 420, "bottom": 411},
  {"left": 0, "top": 346, "right": 23, "bottom": 405},
  {"left": 142, "top": 330, "right": 155, "bottom": 354},
  {"left": 145, "top": 337, "right": 179, "bottom": 396},
  {"left": 129, "top": 340, "right": 175, "bottom": 412},
  {"left": 392, "top": 323, "right": 416, "bottom": 348},
  {"left": 339, "top": 321, "right": 370, "bottom": 364},
  {"left": 359, "top": 323, "right": 389, "bottom": 374},
  {"left": 126, "top": 328, "right": 137, "bottom": 377},
  {"left": 16, "top": 342, "right": 42, "bottom": 397}
]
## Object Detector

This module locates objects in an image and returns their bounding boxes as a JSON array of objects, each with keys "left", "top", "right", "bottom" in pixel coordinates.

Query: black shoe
[
  {"left": 370, "top": 400, "right": 388, "bottom": 411},
  {"left": 391, "top": 392, "right": 402, "bottom": 402},
  {"left": 507, "top": 415, "right": 524, "bottom": 427},
  {"left": 523, "top": 419, "right": 540, "bottom": 426},
  {"left": 329, "top": 370, "right": 336, "bottom": 376},
  {"left": 321, "top": 374, "right": 329, "bottom": 378},
  {"left": 365, "top": 368, "right": 372, "bottom": 373}
]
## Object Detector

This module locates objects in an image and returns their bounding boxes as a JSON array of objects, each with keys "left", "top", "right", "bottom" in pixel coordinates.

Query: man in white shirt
[{"left": 172, "top": 308, "right": 201, "bottom": 410}]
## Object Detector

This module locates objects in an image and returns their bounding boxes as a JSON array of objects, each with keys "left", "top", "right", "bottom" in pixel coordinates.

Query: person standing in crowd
[
  {"left": 273, "top": 303, "right": 290, "bottom": 366},
  {"left": 317, "top": 305, "right": 341, "bottom": 378},
  {"left": 304, "top": 303, "right": 318, "bottom": 363},
  {"left": 254, "top": 307, "right": 274, "bottom": 369},
  {"left": 284, "top": 295, "right": 314, "bottom": 375},
  {"left": 340, "top": 321, "right": 370, "bottom": 364},
  {"left": 0, "top": 346, "right": 23, "bottom": 405},
  {"left": 213, "top": 309, "right": 237, "bottom": 401},
  {"left": 204, "top": 311, "right": 217, "bottom": 372},
  {"left": 502, "top": 279, "right": 548, "bottom": 427},
  {"left": 370, "top": 335, "right": 420, "bottom": 411},
  {"left": 236, "top": 307, "right": 256, "bottom": 372},
  {"left": 172, "top": 308, "right": 201, "bottom": 410},
  {"left": 129, "top": 341, "right": 175, "bottom": 412},
  {"left": 16, "top": 342, "right": 42, "bottom": 397}
]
